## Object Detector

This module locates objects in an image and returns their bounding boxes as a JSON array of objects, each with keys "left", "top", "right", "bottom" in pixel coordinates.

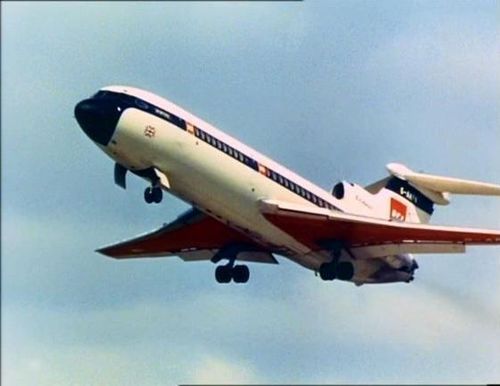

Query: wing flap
[
  {"left": 177, "top": 250, "right": 277, "bottom": 264},
  {"left": 352, "top": 243, "right": 466, "bottom": 259}
]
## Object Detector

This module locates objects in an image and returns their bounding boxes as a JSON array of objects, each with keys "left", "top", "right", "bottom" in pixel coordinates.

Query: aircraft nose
[{"left": 74, "top": 98, "right": 121, "bottom": 146}]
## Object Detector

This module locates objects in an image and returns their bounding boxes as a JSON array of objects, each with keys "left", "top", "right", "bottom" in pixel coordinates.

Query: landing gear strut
[{"left": 144, "top": 186, "right": 162, "bottom": 204}]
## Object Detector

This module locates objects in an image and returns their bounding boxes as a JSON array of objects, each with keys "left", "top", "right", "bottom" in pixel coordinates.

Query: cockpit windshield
[{"left": 92, "top": 90, "right": 111, "bottom": 99}]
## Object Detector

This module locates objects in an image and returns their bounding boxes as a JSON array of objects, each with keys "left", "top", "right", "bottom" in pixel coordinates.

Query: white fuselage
[
  {"left": 101, "top": 87, "right": 331, "bottom": 269},
  {"left": 92, "top": 86, "right": 412, "bottom": 279}
]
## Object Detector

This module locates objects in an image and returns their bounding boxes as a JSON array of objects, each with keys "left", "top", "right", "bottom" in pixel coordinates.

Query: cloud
[
  {"left": 364, "top": 17, "right": 499, "bottom": 100},
  {"left": 4, "top": 267, "right": 500, "bottom": 384},
  {"left": 191, "top": 356, "right": 261, "bottom": 384}
]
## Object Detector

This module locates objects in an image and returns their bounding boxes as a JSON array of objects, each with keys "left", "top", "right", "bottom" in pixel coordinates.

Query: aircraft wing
[
  {"left": 98, "top": 208, "right": 278, "bottom": 264},
  {"left": 260, "top": 200, "right": 500, "bottom": 258}
]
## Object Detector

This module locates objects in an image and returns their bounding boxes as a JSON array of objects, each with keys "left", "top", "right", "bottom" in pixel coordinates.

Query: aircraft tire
[
  {"left": 336, "top": 262, "right": 354, "bottom": 281},
  {"left": 215, "top": 265, "right": 232, "bottom": 283},
  {"left": 152, "top": 187, "right": 163, "bottom": 203},
  {"left": 232, "top": 265, "right": 250, "bottom": 283},
  {"left": 144, "top": 187, "right": 153, "bottom": 204},
  {"left": 319, "top": 262, "right": 336, "bottom": 281}
]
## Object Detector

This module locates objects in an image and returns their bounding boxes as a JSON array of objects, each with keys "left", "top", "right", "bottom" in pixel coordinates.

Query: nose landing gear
[{"left": 144, "top": 186, "right": 163, "bottom": 204}]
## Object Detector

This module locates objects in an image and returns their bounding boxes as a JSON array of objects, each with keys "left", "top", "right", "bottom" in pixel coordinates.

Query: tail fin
[{"left": 370, "top": 163, "right": 500, "bottom": 224}]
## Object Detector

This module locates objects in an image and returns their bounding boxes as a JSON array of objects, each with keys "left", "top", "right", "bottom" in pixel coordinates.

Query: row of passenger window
[
  {"left": 267, "top": 169, "right": 335, "bottom": 209},
  {"left": 192, "top": 124, "right": 335, "bottom": 210},
  {"left": 135, "top": 95, "right": 338, "bottom": 211},
  {"left": 194, "top": 127, "right": 259, "bottom": 170}
]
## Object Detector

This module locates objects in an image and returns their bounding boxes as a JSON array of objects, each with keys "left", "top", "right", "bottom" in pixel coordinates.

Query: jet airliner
[{"left": 74, "top": 86, "right": 500, "bottom": 285}]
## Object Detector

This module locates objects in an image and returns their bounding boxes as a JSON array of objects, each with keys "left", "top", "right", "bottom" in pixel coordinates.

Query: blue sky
[{"left": 2, "top": 1, "right": 499, "bottom": 385}]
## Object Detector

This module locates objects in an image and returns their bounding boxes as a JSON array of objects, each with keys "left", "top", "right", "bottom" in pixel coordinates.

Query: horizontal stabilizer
[{"left": 387, "top": 163, "right": 500, "bottom": 204}]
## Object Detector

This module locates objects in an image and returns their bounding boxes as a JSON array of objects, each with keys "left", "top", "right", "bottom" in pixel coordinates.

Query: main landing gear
[
  {"left": 144, "top": 186, "right": 163, "bottom": 204},
  {"left": 215, "top": 264, "right": 250, "bottom": 284},
  {"left": 212, "top": 244, "right": 251, "bottom": 284},
  {"left": 319, "top": 261, "right": 354, "bottom": 281},
  {"left": 318, "top": 241, "right": 354, "bottom": 281}
]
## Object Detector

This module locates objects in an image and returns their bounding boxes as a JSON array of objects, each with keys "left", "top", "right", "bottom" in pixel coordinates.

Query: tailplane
[{"left": 367, "top": 163, "right": 500, "bottom": 224}]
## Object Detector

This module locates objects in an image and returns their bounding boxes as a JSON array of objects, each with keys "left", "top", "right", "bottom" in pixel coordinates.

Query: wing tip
[{"left": 95, "top": 246, "right": 120, "bottom": 258}]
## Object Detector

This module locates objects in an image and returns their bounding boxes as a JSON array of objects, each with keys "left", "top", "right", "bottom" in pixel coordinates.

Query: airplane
[{"left": 74, "top": 85, "right": 500, "bottom": 285}]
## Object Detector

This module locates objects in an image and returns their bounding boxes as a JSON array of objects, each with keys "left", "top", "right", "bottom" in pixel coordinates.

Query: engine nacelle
[
  {"left": 351, "top": 254, "right": 419, "bottom": 285},
  {"left": 384, "top": 253, "right": 415, "bottom": 271},
  {"left": 331, "top": 181, "right": 379, "bottom": 216},
  {"left": 369, "top": 267, "right": 415, "bottom": 284}
]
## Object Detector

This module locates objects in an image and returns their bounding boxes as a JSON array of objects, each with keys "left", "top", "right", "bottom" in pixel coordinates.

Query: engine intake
[
  {"left": 332, "top": 182, "right": 345, "bottom": 199},
  {"left": 331, "top": 181, "right": 378, "bottom": 215}
]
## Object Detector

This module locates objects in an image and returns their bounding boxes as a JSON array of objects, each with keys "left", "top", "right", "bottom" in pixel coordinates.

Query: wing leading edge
[{"left": 98, "top": 208, "right": 278, "bottom": 264}]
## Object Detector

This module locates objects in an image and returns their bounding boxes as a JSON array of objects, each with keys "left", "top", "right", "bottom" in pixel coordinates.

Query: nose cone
[{"left": 74, "top": 98, "right": 121, "bottom": 146}]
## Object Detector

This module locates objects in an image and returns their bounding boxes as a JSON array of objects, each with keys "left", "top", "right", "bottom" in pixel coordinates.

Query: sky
[{"left": 1, "top": 1, "right": 499, "bottom": 385}]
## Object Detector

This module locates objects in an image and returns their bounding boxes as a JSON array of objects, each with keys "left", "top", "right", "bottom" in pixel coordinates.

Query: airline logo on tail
[{"left": 390, "top": 198, "right": 407, "bottom": 221}]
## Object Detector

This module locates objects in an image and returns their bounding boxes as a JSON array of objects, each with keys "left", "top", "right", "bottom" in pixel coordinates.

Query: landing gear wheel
[
  {"left": 144, "top": 187, "right": 154, "bottom": 204},
  {"left": 319, "top": 262, "right": 336, "bottom": 281},
  {"left": 152, "top": 187, "right": 163, "bottom": 203},
  {"left": 336, "top": 262, "right": 354, "bottom": 281},
  {"left": 232, "top": 265, "right": 250, "bottom": 283},
  {"left": 215, "top": 265, "right": 232, "bottom": 283}
]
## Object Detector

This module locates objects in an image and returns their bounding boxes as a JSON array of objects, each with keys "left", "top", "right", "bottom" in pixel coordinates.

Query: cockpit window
[
  {"left": 92, "top": 91, "right": 110, "bottom": 99},
  {"left": 135, "top": 98, "right": 149, "bottom": 109}
]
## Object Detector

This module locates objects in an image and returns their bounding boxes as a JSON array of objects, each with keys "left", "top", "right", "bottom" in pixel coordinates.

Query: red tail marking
[{"left": 390, "top": 198, "right": 407, "bottom": 222}]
